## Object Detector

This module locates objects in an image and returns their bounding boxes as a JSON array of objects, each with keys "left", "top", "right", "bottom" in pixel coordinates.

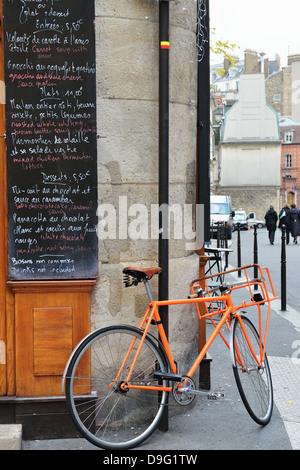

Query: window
[
  {"left": 284, "top": 131, "right": 293, "bottom": 143},
  {"left": 285, "top": 154, "right": 292, "bottom": 168}
]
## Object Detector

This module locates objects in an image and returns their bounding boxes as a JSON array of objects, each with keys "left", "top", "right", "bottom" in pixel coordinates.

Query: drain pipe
[
  {"left": 158, "top": 0, "right": 169, "bottom": 350},
  {"left": 197, "top": 0, "right": 211, "bottom": 243},
  {"left": 196, "top": 0, "right": 211, "bottom": 390},
  {"left": 158, "top": 0, "right": 170, "bottom": 432}
]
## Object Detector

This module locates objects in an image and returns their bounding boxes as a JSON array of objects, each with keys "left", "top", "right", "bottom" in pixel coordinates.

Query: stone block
[{"left": 0, "top": 425, "right": 22, "bottom": 450}]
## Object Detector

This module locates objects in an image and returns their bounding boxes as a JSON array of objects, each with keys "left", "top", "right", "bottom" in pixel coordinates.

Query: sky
[{"left": 209, "top": 0, "right": 300, "bottom": 67}]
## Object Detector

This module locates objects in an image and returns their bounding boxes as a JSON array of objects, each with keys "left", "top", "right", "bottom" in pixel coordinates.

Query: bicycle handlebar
[{"left": 188, "top": 276, "right": 265, "bottom": 299}]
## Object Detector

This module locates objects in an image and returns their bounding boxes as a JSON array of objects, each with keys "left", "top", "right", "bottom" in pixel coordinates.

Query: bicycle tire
[
  {"left": 65, "top": 325, "right": 168, "bottom": 450},
  {"left": 230, "top": 315, "right": 273, "bottom": 425}
]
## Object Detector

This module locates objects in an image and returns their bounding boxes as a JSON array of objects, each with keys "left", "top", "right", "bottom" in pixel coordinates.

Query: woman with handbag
[{"left": 290, "top": 203, "right": 300, "bottom": 244}]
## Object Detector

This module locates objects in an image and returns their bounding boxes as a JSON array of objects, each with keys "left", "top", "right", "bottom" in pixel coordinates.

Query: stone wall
[
  {"left": 218, "top": 186, "right": 280, "bottom": 219},
  {"left": 265, "top": 66, "right": 292, "bottom": 117},
  {"left": 91, "top": 1, "right": 200, "bottom": 371}
]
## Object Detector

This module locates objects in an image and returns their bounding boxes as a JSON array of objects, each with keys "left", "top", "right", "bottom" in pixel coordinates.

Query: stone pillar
[{"left": 93, "top": 1, "right": 199, "bottom": 369}]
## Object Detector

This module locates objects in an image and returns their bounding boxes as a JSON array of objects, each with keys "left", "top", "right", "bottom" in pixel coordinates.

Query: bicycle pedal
[
  {"left": 208, "top": 392, "right": 225, "bottom": 400},
  {"left": 153, "top": 371, "right": 182, "bottom": 382}
]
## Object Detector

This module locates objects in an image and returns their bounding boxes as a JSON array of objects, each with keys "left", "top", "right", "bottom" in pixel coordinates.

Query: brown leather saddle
[{"left": 123, "top": 267, "right": 162, "bottom": 286}]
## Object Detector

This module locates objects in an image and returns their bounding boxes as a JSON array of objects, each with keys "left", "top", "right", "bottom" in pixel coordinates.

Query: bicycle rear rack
[
  {"left": 189, "top": 265, "right": 278, "bottom": 352},
  {"left": 190, "top": 264, "right": 277, "bottom": 312}
]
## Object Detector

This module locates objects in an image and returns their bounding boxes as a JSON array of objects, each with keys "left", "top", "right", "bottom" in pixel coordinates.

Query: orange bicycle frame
[{"left": 115, "top": 265, "right": 278, "bottom": 393}]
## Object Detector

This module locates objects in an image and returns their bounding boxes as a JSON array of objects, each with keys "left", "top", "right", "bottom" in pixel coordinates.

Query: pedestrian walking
[
  {"left": 278, "top": 203, "right": 292, "bottom": 244},
  {"left": 264, "top": 205, "right": 278, "bottom": 244},
  {"left": 290, "top": 203, "right": 300, "bottom": 244}
]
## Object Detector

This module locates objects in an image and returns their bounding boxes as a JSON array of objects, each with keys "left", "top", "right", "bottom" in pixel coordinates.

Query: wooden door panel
[
  {"left": 33, "top": 307, "right": 73, "bottom": 376},
  {"left": 11, "top": 281, "right": 94, "bottom": 397}
]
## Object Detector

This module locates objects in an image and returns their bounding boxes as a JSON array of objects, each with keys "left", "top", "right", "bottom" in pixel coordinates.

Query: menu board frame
[{"left": 3, "top": 0, "right": 98, "bottom": 280}]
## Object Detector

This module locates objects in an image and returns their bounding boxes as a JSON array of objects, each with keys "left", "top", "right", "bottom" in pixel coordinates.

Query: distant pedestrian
[
  {"left": 264, "top": 205, "right": 278, "bottom": 245},
  {"left": 279, "top": 203, "right": 292, "bottom": 244},
  {"left": 290, "top": 203, "right": 300, "bottom": 244}
]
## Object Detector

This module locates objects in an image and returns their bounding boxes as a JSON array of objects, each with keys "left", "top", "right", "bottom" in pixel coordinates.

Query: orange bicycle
[{"left": 62, "top": 264, "right": 278, "bottom": 450}]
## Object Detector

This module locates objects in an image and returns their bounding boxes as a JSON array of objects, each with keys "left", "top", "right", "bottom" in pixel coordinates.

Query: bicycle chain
[{"left": 118, "top": 380, "right": 195, "bottom": 408}]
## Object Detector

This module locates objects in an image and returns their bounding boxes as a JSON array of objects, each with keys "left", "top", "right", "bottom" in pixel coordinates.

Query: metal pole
[
  {"left": 196, "top": 0, "right": 211, "bottom": 391},
  {"left": 197, "top": 0, "right": 210, "bottom": 242},
  {"left": 217, "top": 222, "right": 220, "bottom": 247},
  {"left": 237, "top": 223, "right": 241, "bottom": 277},
  {"left": 158, "top": 0, "right": 169, "bottom": 432},
  {"left": 253, "top": 225, "right": 258, "bottom": 289},
  {"left": 281, "top": 225, "right": 286, "bottom": 311}
]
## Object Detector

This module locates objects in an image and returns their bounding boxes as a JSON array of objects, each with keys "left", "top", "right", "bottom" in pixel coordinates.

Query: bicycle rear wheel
[
  {"left": 230, "top": 315, "right": 273, "bottom": 425},
  {"left": 65, "top": 325, "right": 168, "bottom": 450}
]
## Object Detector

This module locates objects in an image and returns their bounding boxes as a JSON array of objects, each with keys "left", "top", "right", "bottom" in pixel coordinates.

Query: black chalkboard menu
[{"left": 3, "top": 0, "right": 98, "bottom": 280}]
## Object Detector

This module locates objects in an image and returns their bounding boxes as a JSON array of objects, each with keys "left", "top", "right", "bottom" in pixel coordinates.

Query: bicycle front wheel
[
  {"left": 65, "top": 325, "right": 168, "bottom": 450},
  {"left": 230, "top": 315, "right": 273, "bottom": 425}
]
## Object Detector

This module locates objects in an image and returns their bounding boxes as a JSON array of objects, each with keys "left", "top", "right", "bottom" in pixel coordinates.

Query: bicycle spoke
[
  {"left": 66, "top": 326, "right": 168, "bottom": 450},
  {"left": 231, "top": 315, "right": 273, "bottom": 425}
]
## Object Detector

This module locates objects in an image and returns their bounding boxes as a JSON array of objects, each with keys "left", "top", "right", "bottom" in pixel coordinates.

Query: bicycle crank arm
[{"left": 176, "top": 387, "right": 225, "bottom": 400}]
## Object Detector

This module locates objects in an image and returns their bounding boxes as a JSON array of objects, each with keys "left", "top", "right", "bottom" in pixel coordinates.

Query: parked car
[
  {"left": 210, "top": 195, "right": 235, "bottom": 239},
  {"left": 246, "top": 212, "right": 265, "bottom": 229},
  {"left": 232, "top": 210, "right": 248, "bottom": 231}
]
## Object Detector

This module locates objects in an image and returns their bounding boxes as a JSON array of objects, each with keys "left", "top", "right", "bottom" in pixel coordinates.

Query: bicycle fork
[{"left": 229, "top": 313, "right": 264, "bottom": 372}]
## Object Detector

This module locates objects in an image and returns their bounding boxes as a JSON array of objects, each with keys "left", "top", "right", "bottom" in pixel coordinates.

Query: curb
[{"left": 0, "top": 425, "right": 22, "bottom": 450}]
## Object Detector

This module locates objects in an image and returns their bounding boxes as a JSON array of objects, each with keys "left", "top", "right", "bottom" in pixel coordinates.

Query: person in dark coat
[
  {"left": 278, "top": 203, "right": 292, "bottom": 244},
  {"left": 264, "top": 205, "right": 278, "bottom": 244},
  {"left": 290, "top": 203, "right": 300, "bottom": 244}
]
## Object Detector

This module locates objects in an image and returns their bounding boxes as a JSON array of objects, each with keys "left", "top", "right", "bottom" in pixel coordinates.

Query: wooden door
[
  {"left": 9, "top": 280, "right": 94, "bottom": 397},
  {"left": 0, "top": 0, "right": 96, "bottom": 399},
  {"left": 287, "top": 191, "right": 295, "bottom": 206}
]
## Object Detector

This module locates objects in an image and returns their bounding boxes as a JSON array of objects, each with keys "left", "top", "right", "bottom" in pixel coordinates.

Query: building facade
[
  {"left": 279, "top": 116, "right": 300, "bottom": 207},
  {"left": 211, "top": 49, "right": 300, "bottom": 215},
  {"left": 217, "top": 73, "right": 281, "bottom": 217}
]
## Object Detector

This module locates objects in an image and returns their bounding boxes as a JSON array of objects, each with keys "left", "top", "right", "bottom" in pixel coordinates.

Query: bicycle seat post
[{"left": 144, "top": 279, "right": 154, "bottom": 302}]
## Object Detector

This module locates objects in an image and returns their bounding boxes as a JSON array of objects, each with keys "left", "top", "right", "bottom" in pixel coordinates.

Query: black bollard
[
  {"left": 253, "top": 225, "right": 258, "bottom": 289},
  {"left": 224, "top": 222, "right": 228, "bottom": 249},
  {"left": 281, "top": 225, "right": 286, "bottom": 311},
  {"left": 217, "top": 222, "right": 223, "bottom": 248},
  {"left": 224, "top": 222, "right": 228, "bottom": 269},
  {"left": 237, "top": 223, "right": 241, "bottom": 277},
  {"left": 221, "top": 222, "right": 225, "bottom": 248}
]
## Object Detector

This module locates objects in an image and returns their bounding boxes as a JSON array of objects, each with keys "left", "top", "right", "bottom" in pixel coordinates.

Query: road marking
[
  {"left": 268, "top": 298, "right": 300, "bottom": 329},
  {"left": 227, "top": 264, "right": 300, "bottom": 329}
]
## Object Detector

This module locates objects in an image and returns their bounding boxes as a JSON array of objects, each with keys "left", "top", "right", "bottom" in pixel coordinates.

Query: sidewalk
[
  {"left": 22, "top": 303, "right": 298, "bottom": 451},
  {"left": 22, "top": 232, "right": 300, "bottom": 451}
]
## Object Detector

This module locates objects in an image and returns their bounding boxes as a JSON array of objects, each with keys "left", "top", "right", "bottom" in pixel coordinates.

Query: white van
[{"left": 210, "top": 195, "right": 234, "bottom": 239}]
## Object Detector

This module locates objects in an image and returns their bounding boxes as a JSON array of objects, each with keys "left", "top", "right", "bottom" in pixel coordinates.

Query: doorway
[{"left": 287, "top": 191, "right": 295, "bottom": 206}]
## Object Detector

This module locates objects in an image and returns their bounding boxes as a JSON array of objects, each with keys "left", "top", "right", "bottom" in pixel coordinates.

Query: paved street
[
  {"left": 228, "top": 227, "right": 300, "bottom": 450},
  {"left": 229, "top": 226, "right": 300, "bottom": 312}
]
